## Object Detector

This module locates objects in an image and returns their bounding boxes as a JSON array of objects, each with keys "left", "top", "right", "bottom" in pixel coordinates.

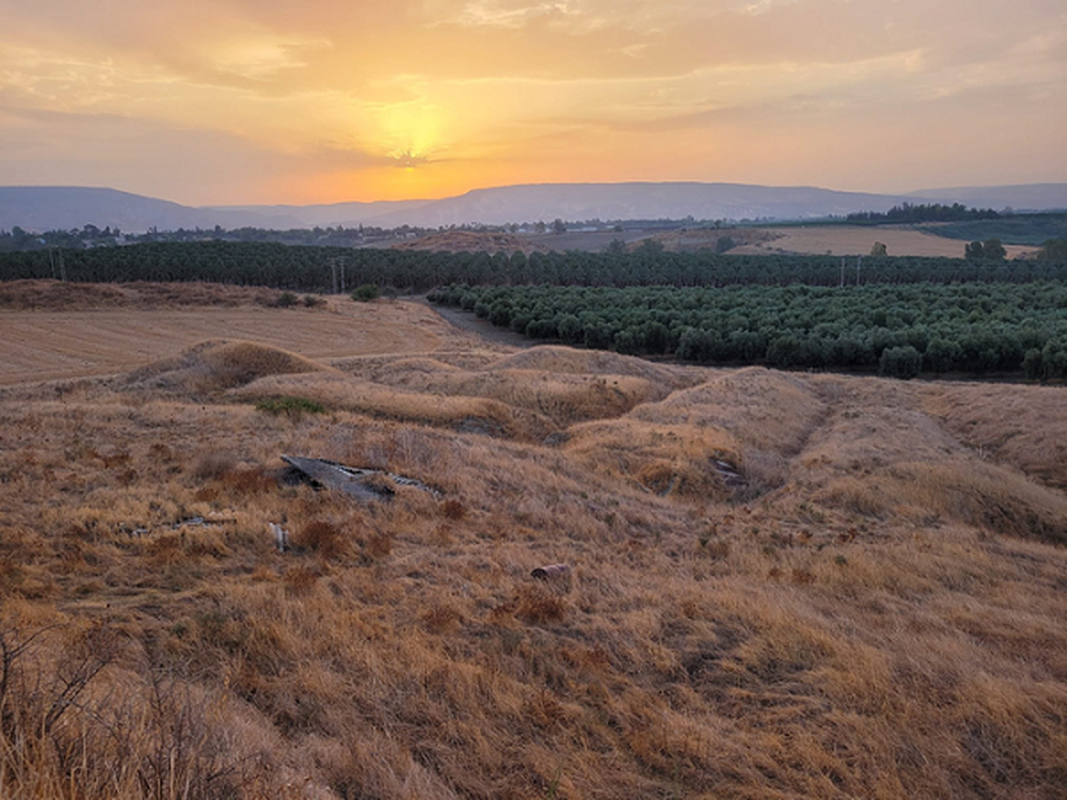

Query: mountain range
[{"left": 2, "top": 182, "right": 1065, "bottom": 234}]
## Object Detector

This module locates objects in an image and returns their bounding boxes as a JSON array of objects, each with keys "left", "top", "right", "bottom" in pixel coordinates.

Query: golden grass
[
  {"left": 921, "top": 381, "right": 1067, "bottom": 489},
  {"left": 127, "top": 339, "right": 331, "bottom": 395},
  {"left": 2, "top": 287, "right": 1067, "bottom": 798},
  {"left": 0, "top": 290, "right": 449, "bottom": 386},
  {"left": 733, "top": 225, "right": 1040, "bottom": 258}
]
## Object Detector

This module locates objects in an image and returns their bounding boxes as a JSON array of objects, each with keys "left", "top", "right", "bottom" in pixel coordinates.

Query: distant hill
[
  {"left": 907, "top": 184, "right": 1067, "bottom": 212},
  {"left": 0, "top": 187, "right": 306, "bottom": 233},
  {"left": 205, "top": 199, "right": 434, "bottom": 229},
  {"left": 3, "top": 182, "right": 1067, "bottom": 234},
  {"left": 364, "top": 182, "right": 922, "bottom": 228}
]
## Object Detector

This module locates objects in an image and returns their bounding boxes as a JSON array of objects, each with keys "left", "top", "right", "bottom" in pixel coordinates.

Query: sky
[{"left": 0, "top": 0, "right": 1064, "bottom": 205}]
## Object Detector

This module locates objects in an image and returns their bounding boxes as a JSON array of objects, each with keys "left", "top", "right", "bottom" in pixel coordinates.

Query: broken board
[{"left": 281, "top": 455, "right": 440, "bottom": 501}]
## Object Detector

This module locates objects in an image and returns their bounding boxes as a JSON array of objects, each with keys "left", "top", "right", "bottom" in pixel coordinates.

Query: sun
[{"left": 380, "top": 102, "right": 443, "bottom": 168}]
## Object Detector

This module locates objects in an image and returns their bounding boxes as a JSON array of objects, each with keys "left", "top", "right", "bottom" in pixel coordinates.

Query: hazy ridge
[{"left": 2, "top": 182, "right": 1066, "bottom": 234}]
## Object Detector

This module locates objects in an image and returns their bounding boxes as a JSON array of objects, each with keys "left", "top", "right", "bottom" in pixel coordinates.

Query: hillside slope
[{"left": 1, "top": 284, "right": 1066, "bottom": 798}]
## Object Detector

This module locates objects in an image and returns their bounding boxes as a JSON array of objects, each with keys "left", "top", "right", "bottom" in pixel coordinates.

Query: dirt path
[{"left": 410, "top": 297, "right": 535, "bottom": 349}]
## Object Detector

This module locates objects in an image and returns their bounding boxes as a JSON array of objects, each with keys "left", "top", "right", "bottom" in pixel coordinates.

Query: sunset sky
[{"left": 1, "top": 0, "right": 1064, "bottom": 205}]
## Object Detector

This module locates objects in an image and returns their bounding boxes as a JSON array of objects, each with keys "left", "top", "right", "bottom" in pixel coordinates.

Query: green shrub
[
  {"left": 351, "top": 284, "right": 381, "bottom": 302},
  {"left": 274, "top": 291, "right": 298, "bottom": 308},
  {"left": 879, "top": 345, "right": 923, "bottom": 379}
]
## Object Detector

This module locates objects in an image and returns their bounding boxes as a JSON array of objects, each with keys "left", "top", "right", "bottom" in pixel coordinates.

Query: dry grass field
[
  {"left": 2, "top": 281, "right": 1067, "bottom": 799},
  {"left": 0, "top": 281, "right": 447, "bottom": 386},
  {"left": 731, "top": 226, "right": 1041, "bottom": 258}
]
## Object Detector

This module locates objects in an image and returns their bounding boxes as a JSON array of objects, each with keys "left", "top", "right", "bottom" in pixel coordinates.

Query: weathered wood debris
[
  {"left": 269, "top": 522, "right": 291, "bottom": 552},
  {"left": 711, "top": 458, "right": 747, "bottom": 488},
  {"left": 531, "top": 563, "right": 571, "bottom": 580},
  {"left": 281, "top": 455, "right": 441, "bottom": 501}
]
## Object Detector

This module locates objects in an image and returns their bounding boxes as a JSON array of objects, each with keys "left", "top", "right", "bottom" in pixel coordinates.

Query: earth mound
[{"left": 126, "top": 340, "right": 329, "bottom": 394}]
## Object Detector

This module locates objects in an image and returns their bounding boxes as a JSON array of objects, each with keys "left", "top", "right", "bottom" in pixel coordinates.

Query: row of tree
[
  {"left": 2, "top": 241, "right": 1066, "bottom": 293},
  {"left": 429, "top": 283, "right": 1067, "bottom": 380},
  {"left": 846, "top": 202, "right": 1001, "bottom": 224}
]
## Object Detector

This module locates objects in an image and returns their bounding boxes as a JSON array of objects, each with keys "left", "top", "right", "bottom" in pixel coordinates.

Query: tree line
[
  {"left": 846, "top": 202, "right": 1001, "bottom": 224},
  {"left": 2, "top": 240, "right": 1067, "bottom": 293}
]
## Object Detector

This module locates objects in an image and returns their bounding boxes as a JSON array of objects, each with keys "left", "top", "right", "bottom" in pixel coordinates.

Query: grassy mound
[
  {"left": 329, "top": 347, "right": 683, "bottom": 429},
  {"left": 126, "top": 340, "right": 329, "bottom": 395},
  {"left": 494, "top": 345, "right": 697, "bottom": 388},
  {"left": 231, "top": 372, "right": 556, "bottom": 441},
  {"left": 633, "top": 367, "right": 826, "bottom": 455},
  {"left": 564, "top": 418, "right": 748, "bottom": 499},
  {"left": 922, "top": 382, "right": 1067, "bottom": 489}
]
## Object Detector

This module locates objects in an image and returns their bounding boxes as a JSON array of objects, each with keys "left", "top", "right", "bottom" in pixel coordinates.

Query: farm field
[
  {"left": 2, "top": 281, "right": 1067, "bottom": 798},
  {"left": 0, "top": 287, "right": 448, "bottom": 386},
  {"left": 738, "top": 225, "right": 1041, "bottom": 258}
]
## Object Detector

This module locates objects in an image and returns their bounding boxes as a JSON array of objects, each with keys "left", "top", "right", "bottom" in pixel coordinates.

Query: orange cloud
[{"left": 0, "top": 0, "right": 1063, "bottom": 203}]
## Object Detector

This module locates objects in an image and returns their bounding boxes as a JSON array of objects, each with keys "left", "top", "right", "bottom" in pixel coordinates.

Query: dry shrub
[
  {"left": 441, "top": 499, "right": 466, "bottom": 520},
  {"left": 98, "top": 449, "right": 131, "bottom": 469},
  {"left": 145, "top": 533, "right": 184, "bottom": 569},
  {"left": 148, "top": 441, "right": 174, "bottom": 461},
  {"left": 364, "top": 531, "right": 393, "bottom": 559},
  {"left": 0, "top": 612, "right": 277, "bottom": 798},
  {"left": 421, "top": 602, "right": 464, "bottom": 634},
  {"left": 292, "top": 520, "right": 345, "bottom": 558},
  {"left": 516, "top": 585, "right": 568, "bottom": 625},
  {"left": 701, "top": 540, "right": 731, "bottom": 560},
  {"left": 0, "top": 557, "right": 25, "bottom": 596},
  {"left": 220, "top": 465, "right": 277, "bottom": 496},
  {"left": 192, "top": 452, "right": 236, "bottom": 481},
  {"left": 816, "top": 476, "right": 889, "bottom": 518},
  {"left": 739, "top": 447, "right": 790, "bottom": 496},
  {"left": 283, "top": 565, "right": 320, "bottom": 597}
]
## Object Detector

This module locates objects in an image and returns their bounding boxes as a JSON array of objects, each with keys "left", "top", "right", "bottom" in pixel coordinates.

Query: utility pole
[
  {"left": 840, "top": 257, "right": 845, "bottom": 287},
  {"left": 856, "top": 256, "right": 862, "bottom": 287},
  {"left": 328, "top": 256, "right": 348, "bottom": 294}
]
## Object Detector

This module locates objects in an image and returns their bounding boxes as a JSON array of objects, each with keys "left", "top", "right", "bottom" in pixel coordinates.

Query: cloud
[
  {"left": 0, "top": 0, "right": 1063, "bottom": 200},
  {"left": 0, "top": 99, "right": 388, "bottom": 204}
]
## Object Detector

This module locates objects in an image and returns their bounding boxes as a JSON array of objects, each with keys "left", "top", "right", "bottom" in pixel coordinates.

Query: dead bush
[
  {"left": 516, "top": 585, "right": 567, "bottom": 625},
  {"left": 292, "top": 520, "right": 345, "bottom": 559},
  {"left": 283, "top": 566, "right": 320, "bottom": 597},
  {"left": 421, "top": 603, "right": 464, "bottom": 634},
  {"left": 192, "top": 452, "right": 236, "bottom": 481},
  {"left": 441, "top": 499, "right": 466, "bottom": 520},
  {"left": 364, "top": 531, "right": 393, "bottom": 560},
  {"left": 220, "top": 465, "right": 276, "bottom": 496}
]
